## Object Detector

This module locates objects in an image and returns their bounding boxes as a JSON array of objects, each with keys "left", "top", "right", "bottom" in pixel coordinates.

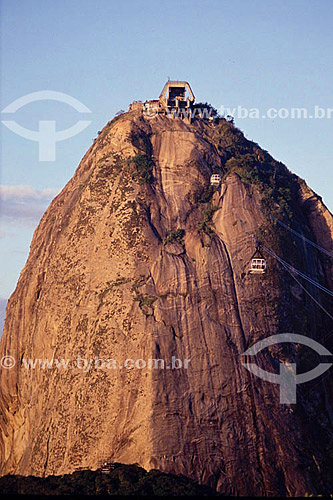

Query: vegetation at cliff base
[{"left": 0, "top": 464, "right": 220, "bottom": 496}]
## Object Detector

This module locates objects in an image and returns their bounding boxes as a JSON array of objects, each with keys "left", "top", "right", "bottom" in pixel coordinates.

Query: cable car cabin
[
  {"left": 249, "top": 258, "right": 266, "bottom": 274},
  {"left": 210, "top": 174, "right": 221, "bottom": 187}
]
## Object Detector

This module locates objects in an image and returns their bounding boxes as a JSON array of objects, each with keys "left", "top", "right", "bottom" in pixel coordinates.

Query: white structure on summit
[{"left": 129, "top": 80, "right": 195, "bottom": 119}]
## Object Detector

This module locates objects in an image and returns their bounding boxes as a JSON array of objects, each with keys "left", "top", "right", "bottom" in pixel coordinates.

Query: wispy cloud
[
  {"left": 0, "top": 185, "right": 60, "bottom": 201},
  {"left": 0, "top": 228, "right": 11, "bottom": 238},
  {"left": 0, "top": 184, "right": 60, "bottom": 226}
]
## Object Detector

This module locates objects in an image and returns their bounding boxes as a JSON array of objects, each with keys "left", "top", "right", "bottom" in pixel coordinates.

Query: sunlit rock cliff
[{"left": 1, "top": 107, "right": 333, "bottom": 496}]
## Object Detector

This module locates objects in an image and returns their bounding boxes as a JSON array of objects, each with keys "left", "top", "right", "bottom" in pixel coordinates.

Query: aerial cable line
[
  {"left": 277, "top": 255, "right": 333, "bottom": 323},
  {"left": 259, "top": 242, "right": 333, "bottom": 298},
  {"left": 249, "top": 197, "right": 333, "bottom": 258},
  {"left": 254, "top": 240, "right": 333, "bottom": 321}
]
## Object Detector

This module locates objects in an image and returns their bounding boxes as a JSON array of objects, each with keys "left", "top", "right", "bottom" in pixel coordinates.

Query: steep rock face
[
  {"left": 0, "top": 111, "right": 333, "bottom": 496},
  {"left": 298, "top": 181, "right": 333, "bottom": 289}
]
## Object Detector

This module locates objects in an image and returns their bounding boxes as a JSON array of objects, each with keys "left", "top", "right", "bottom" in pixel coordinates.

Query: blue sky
[{"left": 1, "top": 0, "right": 332, "bottom": 305}]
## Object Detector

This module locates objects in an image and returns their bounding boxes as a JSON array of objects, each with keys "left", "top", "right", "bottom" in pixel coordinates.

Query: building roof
[{"left": 159, "top": 81, "right": 195, "bottom": 102}]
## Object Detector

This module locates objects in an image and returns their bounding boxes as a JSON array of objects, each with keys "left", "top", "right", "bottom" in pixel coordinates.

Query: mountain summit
[{"left": 1, "top": 85, "right": 333, "bottom": 496}]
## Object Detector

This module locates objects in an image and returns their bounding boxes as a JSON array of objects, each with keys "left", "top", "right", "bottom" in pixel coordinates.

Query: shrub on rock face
[
  {"left": 197, "top": 206, "right": 219, "bottom": 236},
  {"left": 163, "top": 229, "right": 185, "bottom": 246},
  {"left": 132, "top": 154, "right": 154, "bottom": 184}
]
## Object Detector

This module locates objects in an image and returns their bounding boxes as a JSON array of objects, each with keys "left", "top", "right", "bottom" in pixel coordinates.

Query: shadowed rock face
[{"left": 0, "top": 111, "right": 333, "bottom": 496}]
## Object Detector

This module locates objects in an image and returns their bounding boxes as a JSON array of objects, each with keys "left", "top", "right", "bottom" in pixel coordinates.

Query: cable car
[
  {"left": 249, "top": 246, "right": 266, "bottom": 274},
  {"left": 210, "top": 174, "right": 221, "bottom": 187},
  {"left": 249, "top": 258, "right": 266, "bottom": 274}
]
